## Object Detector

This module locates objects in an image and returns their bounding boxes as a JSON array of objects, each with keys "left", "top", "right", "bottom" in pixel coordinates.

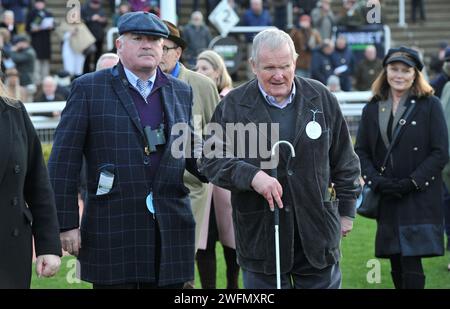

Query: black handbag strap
[{"left": 379, "top": 100, "right": 417, "bottom": 174}]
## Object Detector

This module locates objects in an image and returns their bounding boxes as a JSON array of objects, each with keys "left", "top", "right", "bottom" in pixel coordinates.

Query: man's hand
[
  {"left": 340, "top": 217, "right": 353, "bottom": 237},
  {"left": 251, "top": 171, "right": 283, "bottom": 211},
  {"left": 36, "top": 254, "right": 61, "bottom": 278},
  {"left": 60, "top": 229, "right": 81, "bottom": 256}
]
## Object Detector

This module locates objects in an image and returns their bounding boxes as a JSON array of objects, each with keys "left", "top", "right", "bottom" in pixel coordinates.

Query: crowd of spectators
[
  {"left": 1, "top": 0, "right": 449, "bottom": 284},
  {"left": 0, "top": 0, "right": 444, "bottom": 106}
]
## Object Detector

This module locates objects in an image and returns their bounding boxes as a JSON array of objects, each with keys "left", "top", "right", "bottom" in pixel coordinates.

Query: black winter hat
[{"left": 383, "top": 46, "right": 424, "bottom": 71}]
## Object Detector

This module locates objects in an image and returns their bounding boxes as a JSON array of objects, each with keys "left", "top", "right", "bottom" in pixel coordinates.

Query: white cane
[{"left": 270, "top": 141, "right": 296, "bottom": 289}]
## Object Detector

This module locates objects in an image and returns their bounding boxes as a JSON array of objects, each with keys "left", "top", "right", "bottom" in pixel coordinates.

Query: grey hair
[
  {"left": 327, "top": 75, "right": 340, "bottom": 87},
  {"left": 96, "top": 52, "right": 120, "bottom": 70},
  {"left": 191, "top": 11, "right": 203, "bottom": 21},
  {"left": 250, "top": 28, "right": 298, "bottom": 65},
  {"left": 42, "top": 75, "right": 57, "bottom": 86},
  {"left": 3, "top": 10, "right": 14, "bottom": 19}
]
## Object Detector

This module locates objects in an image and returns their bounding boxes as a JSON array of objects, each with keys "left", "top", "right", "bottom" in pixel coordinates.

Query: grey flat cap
[{"left": 118, "top": 12, "right": 169, "bottom": 38}]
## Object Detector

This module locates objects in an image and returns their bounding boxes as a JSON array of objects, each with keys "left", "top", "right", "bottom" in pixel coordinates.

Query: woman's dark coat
[
  {"left": 26, "top": 8, "right": 54, "bottom": 60},
  {"left": 355, "top": 95, "right": 448, "bottom": 257},
  {"left": 0, "top": 97, "right": 61, "bottom": 288}
]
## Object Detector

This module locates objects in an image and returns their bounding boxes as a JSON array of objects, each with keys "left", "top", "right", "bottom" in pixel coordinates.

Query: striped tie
[{"left": 136, "top": 79, "right": 151, "bottom": 100}]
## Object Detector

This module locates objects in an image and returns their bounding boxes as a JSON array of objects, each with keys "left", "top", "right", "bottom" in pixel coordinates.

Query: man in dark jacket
[
  {"left": 1, "top": 0, "right": 29, "bottom": 34},
  {"left": 199, "top": 28, "right": 361, "bottom": 289},
  {"left": 26, "top": 0, "right": 54, "bottom": 86},
  {"left": 310, "top": 39, "right": 335, "bottom": 85},
  {"left": 33, "top": 76, "right": 66, "bottom": 117},
  {"left": 181, "top": 11, "right": 212, "bottom": 69},
  {"left": 48, "top": 12, "right": 206, "bottom": 289},
  {"left": 81, "top": 0, "right": 107, "bottom": 73},
  {"left": 429, "top": 41, "right": 448, "bottom": 75},
  {"left": 431, "top": 48, "right": 450, "bottom": 98},
  {"left": 9, "top": 34, "right": 36, "bottom": 101},
  {"left": 289, "top": 14, "right": 322, "bottom": 78},
  {"left": 354, "top": 45, "right": 382, "bottom": 91},
  {"left": 331, "top": 35, "right": 354, "bottom": 91}
]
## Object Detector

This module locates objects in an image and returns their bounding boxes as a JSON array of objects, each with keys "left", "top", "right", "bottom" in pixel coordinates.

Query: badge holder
[{"left": 306, "top": 109, "right": 323, "bottom": 140}]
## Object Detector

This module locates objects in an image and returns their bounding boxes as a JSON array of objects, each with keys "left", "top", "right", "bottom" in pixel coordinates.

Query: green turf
[
  {"left": 340, "top": 216, "right": 450, "bottom": 289},
  {"left": 31, "top": 216, "right": 450, "bottom": 289}
]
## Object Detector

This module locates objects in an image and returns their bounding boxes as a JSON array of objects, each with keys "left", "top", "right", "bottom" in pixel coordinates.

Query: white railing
[
  {"left": 26, "top": 101, "right": 65, "bottom": 129},
  {"left": 160, "top": 0, "right": 177, "bottom": 25},
  {"left": 28, "top": 92, "right": 372, "bottom": 142},
  {"left": 335, "top": 91, "right": 371, "bottom": 116},
  {"left": 107, "top": 27, "right": 119, "bottom": 51},
  {"left": 398, "top": 0, "right": 407, "bottom": 27}
]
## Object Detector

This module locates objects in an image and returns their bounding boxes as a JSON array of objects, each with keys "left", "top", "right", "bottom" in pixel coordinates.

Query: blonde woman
[
  {"left": 196, "top": 50, "right": 233, "bottom": 98},
  {"left": 355, "top": 46, "right": 448, "bottom": 289},
  {"left": 0, "top": 78, "right": 61, "bottom": 288},
  {"left": 195, "top": 50, "right": 239, "bottom": 289},
  {"left": 4, "top": 68, "right": 27, "bottom": 102}
]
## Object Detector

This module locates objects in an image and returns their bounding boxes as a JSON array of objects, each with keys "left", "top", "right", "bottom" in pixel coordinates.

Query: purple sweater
[{"left": 127, "top": 69, "right": 169, "bottom": 186}]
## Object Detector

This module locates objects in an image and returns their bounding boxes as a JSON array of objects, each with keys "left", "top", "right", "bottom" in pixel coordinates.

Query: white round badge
[{"left": 306, "top": 121, "right": 322, "bottom": 140}]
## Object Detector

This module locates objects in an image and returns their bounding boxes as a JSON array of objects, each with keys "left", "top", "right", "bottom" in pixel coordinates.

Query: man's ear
[
  {"left": 115, "top": 37, "right": 122, "bottom": 51},
  {"left": 250, "top": 58, "right": 257, "bottom": 75},
  {"left": 175, "top": 47, "right": 183, "bottom": 61}
]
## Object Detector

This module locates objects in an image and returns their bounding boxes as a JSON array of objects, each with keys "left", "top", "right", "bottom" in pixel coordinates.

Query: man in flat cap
[
  {"left": 48, "top": 12, "right": 206, "bottom": 289},
  {"left": 159, "top": 20, "right": 220, "bottom": 289}
]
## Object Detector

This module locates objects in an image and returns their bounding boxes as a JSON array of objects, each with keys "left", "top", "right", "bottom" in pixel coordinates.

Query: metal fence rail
[
  {"left": 26, "top": 101, "right": 65, "bottom": 143},
  {"left": 28, "top": 92, "right": 371, "bottom": 143},
  {"left": 333, "top": 91, "right": 371, "bottom": 137}
]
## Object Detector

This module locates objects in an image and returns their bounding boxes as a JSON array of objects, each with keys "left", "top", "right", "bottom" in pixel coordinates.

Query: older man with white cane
[{"left": 199, "top": 28, "right": 360, "bottom": 289}]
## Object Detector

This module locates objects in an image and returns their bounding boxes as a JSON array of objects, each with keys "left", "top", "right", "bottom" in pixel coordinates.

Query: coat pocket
[
  {"left": 322, "top": 200, "right": 341, "bottom": 250},
  {"left": 93, "top": 163, "right": 116, "bottom": 200},
  {"left": 234, "top": 209, "right": 266, "bottom": 260}
]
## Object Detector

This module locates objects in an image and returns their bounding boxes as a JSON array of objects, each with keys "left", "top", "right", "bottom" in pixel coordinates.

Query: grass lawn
[
  {"left": 340, "top": 217, "right": 450, "bottom": 289},
  {"left": 31, "top": 216, "right": 450, "bottom": 289}
]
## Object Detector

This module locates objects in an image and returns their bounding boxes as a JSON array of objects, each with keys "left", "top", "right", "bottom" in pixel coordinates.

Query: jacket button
[
  {"left": 363, "top": 175, "right": 367, "bottom": 179},
  {"left": 287, "top": 170, "right": 294, "bottom": 176},
  {"left": 425, "top": 182, "right": 429, "bottom": 186},
  {"left": 411, "top": 121, "right": 417, "bottom": 125},
  {"left": 411, "top": 100, "right": 416, "bottom": 103},
  {"left": 367, "top": 180, "right": 372, "bottom": 185},
  {"left": 431, "top": 176, "right": 435, "bottom": 180},
  {"left": 413, "top": 147, "right": 418, "bottom": 151},
  {"left": 14, "top": 165, "right": 21, "bottom": 174},
  {"left": 12, "top": 228, "right": 20, "bottom": 237},
  {"left": 11, "top": 197, "right": 18, "bottom": 206},
  {"left": 143, "top": 157, "right": 150, "bottom": 165}
]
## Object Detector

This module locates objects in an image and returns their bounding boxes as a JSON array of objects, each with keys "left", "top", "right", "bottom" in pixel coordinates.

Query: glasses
[{"left": 163, "top": 45, "right": 178, "bottom": 53}]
